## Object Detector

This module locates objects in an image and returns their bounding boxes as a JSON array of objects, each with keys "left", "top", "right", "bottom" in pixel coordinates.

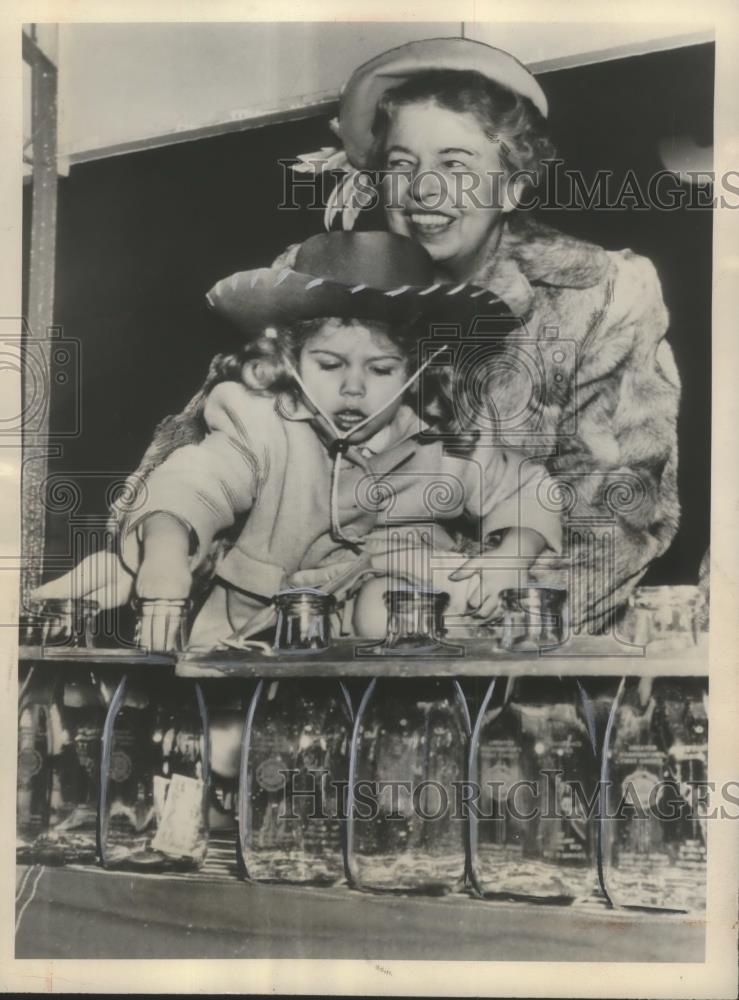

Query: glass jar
[
  {"left": 382, "top": 587, "right": 447, "bottom": 651},
  {"left": 239, "top": 679, "right": 352, "bottom": 884},
  {"left": 601, "top": 676, "right": 707, "bottom": 912},
  {"left": 133, "top": 598, "right": 191, "bottom": 653},
  {"left": 273, "top": 589, "right": 334, "bottom": 653},
  {"left": 356, "top": 585, "right": 465, "bottom": 658},
  {"left": 347, "top": 678, "right": 470, "bottom": 893},
  {"left": 17, "top": 673, "right": 53, "bottom": 860},
  {"left": 625, "top": 585, "right": 703, "bottom": 652},
  {"left": 99, "top": 674, "right": 210, "bottom": 872},
  {"left": 499, "top": 586, "right": 568, "bottom": 652},
  {"left": 22, "top": 598, "right": 100, "bottom": 648},
  {"left": 468, "top": 676, "right": 598, "bottom": 901}
]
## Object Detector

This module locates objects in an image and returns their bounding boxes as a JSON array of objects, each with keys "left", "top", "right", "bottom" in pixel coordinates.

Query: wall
[
  {"left": 56, "top": 22, "right": 450, "bottom": 163},
  {"left": 55, "top": 21, "right": 713, "bottom": 164}
]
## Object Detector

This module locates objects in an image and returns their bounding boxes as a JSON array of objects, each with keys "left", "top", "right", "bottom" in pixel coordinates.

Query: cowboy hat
[{"left": 206, "top": 231, "right": 513, "bottom": 334}]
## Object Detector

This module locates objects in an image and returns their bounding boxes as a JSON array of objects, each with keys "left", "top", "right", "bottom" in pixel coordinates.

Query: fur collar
[{"left": 473, "top": 218, "right": 610, "bottom": 315}]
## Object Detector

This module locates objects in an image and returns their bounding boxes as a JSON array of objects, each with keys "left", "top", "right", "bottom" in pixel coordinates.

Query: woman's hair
[
  {"left": 207, "top": 316, "right": 466, "bottom": 435},
  {"left": 369, "top": 68, "right": 555, "bottom": 184}
]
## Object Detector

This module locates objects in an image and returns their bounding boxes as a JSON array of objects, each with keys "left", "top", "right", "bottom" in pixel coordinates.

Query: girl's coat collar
[{"left": 276, "top": 396, "right": 430, "bottom": 464}]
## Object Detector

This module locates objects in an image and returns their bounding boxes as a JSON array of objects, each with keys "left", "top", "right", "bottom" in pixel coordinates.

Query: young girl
[{"left": 34, "top": 231, "right": 561, "bottom": 649}]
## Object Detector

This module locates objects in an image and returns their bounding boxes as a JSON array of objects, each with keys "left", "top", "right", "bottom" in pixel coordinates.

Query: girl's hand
[
  {"left": 447, "top": 564, "right": 525, "bottom": 623},
  {"left": 448, "top": 528, "right": 547, "bottom": 624},
  {"left": 29, "top": 550, "right": 135, "bottom": 610}
]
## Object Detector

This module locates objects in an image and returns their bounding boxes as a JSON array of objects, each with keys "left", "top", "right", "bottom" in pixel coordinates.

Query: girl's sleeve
[
  {"left": 538, "top": 251, "right": 681, "bottom": 627},
  {"left": 118, "top": 383, "right": 264, "bottom": 573}
]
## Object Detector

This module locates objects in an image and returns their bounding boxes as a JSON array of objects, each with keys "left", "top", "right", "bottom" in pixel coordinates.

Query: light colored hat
[{"left": 339, "top": 37, "right": 548, "bottom": 169}]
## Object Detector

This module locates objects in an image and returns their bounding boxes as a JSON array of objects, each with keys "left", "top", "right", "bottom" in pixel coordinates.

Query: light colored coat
[{"left": 119, "top": 385, "right": 561, "bottom": 647}]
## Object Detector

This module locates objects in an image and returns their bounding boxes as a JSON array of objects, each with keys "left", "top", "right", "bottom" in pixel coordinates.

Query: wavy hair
[
  {"left": 369, "top": 69, "right": 555, "bottom": 186},
  {"left": 208, "top": 316, "right": 474, "bottom": 437}
]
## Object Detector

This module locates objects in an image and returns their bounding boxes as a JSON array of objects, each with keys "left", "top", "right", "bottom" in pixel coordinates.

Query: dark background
[{"left": 26, "top": 42, "right": 713, "bottom": 586}]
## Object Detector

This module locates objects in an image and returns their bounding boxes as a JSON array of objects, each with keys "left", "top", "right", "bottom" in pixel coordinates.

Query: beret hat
[{"left": 339, "top": 37, "right": 548, "bottom": 169}]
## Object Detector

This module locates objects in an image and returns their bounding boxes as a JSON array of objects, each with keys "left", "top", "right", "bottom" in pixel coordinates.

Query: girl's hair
[
  {"left": 207, "top": 316, "right": 468, "bottom": 435},
  {"left": 369, "top": 68, "right": 555, "bottom": 184}
]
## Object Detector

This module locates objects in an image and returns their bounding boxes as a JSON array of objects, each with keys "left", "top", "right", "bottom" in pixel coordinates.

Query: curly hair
[
  {"left": 207, "top": 316, "right": 474, "bottom": 437},
  {"left": 369, "top": 69, "right": 555, "bottom": 186}
]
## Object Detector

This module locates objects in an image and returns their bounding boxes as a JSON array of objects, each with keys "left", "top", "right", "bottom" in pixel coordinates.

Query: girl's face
[
  {"left": 298, "top": 319, "right": 409, "bottom": 444},
  {"left": 381, "top": 100, "right": 515, "bottom": 279}
]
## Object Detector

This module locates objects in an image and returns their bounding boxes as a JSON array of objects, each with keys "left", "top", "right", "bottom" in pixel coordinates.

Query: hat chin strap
[{"left": 283, "top": 343, "right": 449, "bottom": 547}]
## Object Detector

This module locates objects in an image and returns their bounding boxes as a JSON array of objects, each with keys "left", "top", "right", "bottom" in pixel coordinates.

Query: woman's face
[
  {"left": 298, "top": 319, "right": 409, "bottom": 443},
  {"left": 381, "top": 100, "right": 514, "bottom": 279}
]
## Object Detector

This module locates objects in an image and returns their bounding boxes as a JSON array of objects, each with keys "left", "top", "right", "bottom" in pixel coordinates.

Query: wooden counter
[
  {"left": 19, "top": 634, "right": 709, "bottom": 678},
  {"left": 175, "top": 634, "right": 708, "bottom": 679}
]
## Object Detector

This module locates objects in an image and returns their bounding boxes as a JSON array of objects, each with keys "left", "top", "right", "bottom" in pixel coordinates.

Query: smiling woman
[
  {"left": 372, "top": 71, "right": 554, "bottom": 280},
  {"left": 323, "top": 38, "right": 680, "bottom": 631},
  {"left": 259, "top": 39, "right": 681, "bottom": 631}
]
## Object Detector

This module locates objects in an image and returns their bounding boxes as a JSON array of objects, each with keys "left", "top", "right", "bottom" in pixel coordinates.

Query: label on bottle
[
  {"left": 153, "top": 774, "right": 170, "bottom": 824},
  {"left": 18, "top": 747, "right": 44, "bottom": 781},
  {"left": 151, "top": 773, "right": 204, "bottom": 859},
  {"left": 110, "top": 750, "right": 133, "bottom": 783},
  {"left": 615, "top": 743, "right": 664, "bottom": 767},
  {"left": 621, "top": 768, "right": 660, "bottom": 809}
]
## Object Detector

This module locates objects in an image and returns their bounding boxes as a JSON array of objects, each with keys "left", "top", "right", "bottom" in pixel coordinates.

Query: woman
[
  {"left": 283, "top": 38, "right": 681, "bottom": 630},
  {"left": 35, "top": 37, "right": 680, "bottom": 634}
]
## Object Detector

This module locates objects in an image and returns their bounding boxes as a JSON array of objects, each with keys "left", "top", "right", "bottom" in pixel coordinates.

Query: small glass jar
[
  {"left": 134, "top": 598, "right": 191, "bottom": 653},
  {"left": 22, "top": 598, "right": 100, "bottom": 648},
  {"left": 382, "top": 587, "right": 448, "bottom": 652},
  {"left": 273, "top": 589, "right": 334, "bottom": 653},
  {"left": 625, "top": 585, "right": 703, "bottom": 652},
  {"left": 356, "top": 587, "right": 463, "bottom": 658},
  {"left": 499, "top": 586, "right": 568, "bottom": 652}
]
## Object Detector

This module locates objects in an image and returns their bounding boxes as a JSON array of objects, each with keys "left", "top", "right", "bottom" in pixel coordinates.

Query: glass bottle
[
  {"left": 99, "top": 672, "right": 209, "bottom": 871},
  {"left": 624, "top": 586, "right": 703, "bottom": 652},
  {"left": 347, "top": 678, "right": 470, "bottom": 894},
  {"left": 469, "top": 677, "right": 598, "bottom": 901},
  {"left": 601, "top": 676, "right": 707, "bottom": 912},
  {"left": 30, "top": 668, "right": 109, "bottom": 864},
  {"left": 17, "top": 667, "right": 54, "bottom": 861},
  {"left": 23, "top": 598, "right": 100, "bottom": 649},
  {"left": 239, "top": 679, "right": 352, "bottom": 884}
]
